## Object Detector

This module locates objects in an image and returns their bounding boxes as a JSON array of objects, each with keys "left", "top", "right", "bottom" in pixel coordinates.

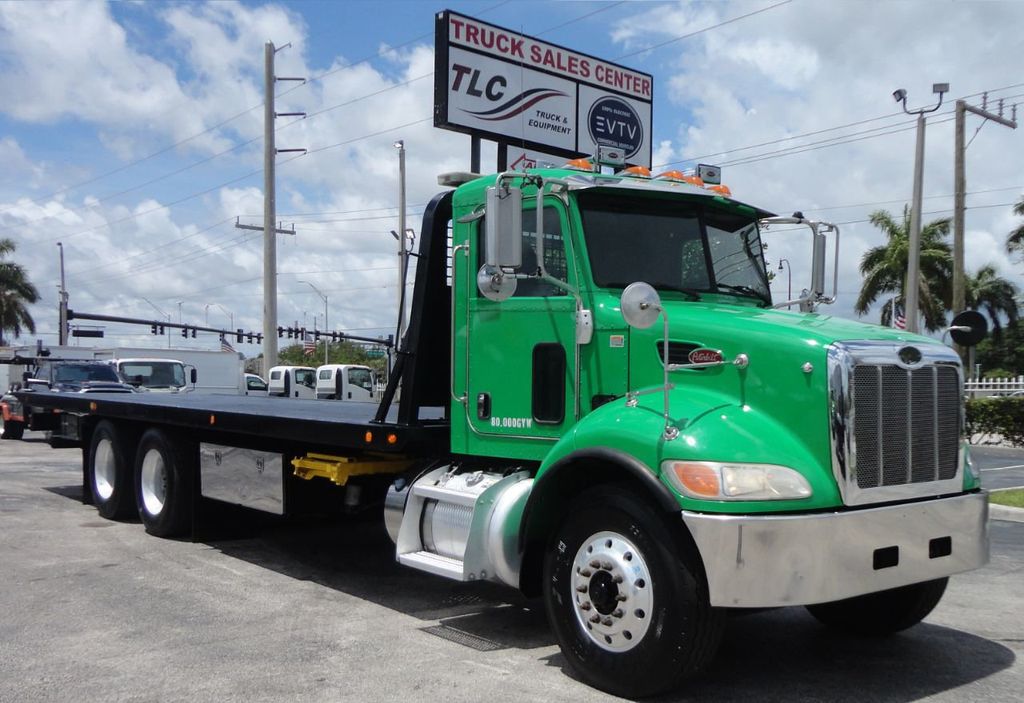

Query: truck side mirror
[
  {"left": 484, "top": 184, "right": 523, "bottom": 268},
  {"left": 948, "top": 310, "right": 988, "bottom": 347}
]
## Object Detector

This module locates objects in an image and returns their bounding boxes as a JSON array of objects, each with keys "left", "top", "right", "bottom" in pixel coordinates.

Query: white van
[
  {"left": 315, "top": 364, "right": 376, "bottom": 402},
  {"left": 267, "top": 366, "right": 317, "bottom": 399}
]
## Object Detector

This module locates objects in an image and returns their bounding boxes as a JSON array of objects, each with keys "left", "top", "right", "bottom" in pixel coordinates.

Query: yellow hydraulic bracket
[{"left": 291, "top": 453, "right": 413, "bottom": 486}]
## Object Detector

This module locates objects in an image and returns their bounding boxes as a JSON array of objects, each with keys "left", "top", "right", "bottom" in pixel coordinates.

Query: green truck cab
[{"left": 423, "top": 160, "right": 988, "bottom": 695}]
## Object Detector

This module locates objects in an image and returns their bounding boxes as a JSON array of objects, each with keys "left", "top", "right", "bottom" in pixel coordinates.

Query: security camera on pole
[{"left": 892, "top": 82, "right": 948, "bottom": 334}]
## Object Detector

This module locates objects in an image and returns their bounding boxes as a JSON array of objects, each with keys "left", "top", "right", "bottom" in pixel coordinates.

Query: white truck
[
  {"left": 105, "top": 347, "right": 244, "bottom": 395},
  {"left": 267, "top": 366, "right": 317, "bottom": 399},
  {"left": 315, "top": 364, "right": 376, "bottom": 401}
]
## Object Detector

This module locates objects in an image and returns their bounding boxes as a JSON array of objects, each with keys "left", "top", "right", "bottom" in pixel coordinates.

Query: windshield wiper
[
  {"left": 713, "top": 283, "right": 770, "bottom": 306},
  {"left": 604, "top": 283, "right": 701, "bottom": 301},
  {"left": 650, "top": 284, "right": 702, "bottom": 301}
]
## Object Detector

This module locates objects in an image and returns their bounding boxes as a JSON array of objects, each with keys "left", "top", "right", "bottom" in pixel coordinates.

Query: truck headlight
[{"left": 661, "top": 460, "right": 813, "bottom": 501}]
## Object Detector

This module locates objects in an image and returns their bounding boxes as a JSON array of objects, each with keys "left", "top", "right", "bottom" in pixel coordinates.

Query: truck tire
[
  {"left": 1, "top": 419, "right": 24, "bottom": 440},
  {"left": 134, "top": 428, "right": 194, "bottom": 537},
  {"left": 542, "top": 485, "right": 724, "bottom": 698},
  {"left": 87, "top": 420, "right": 135, "bottom": 519},
  {"left": 805, "top": 577, "right": 948, "bottom": 635}
]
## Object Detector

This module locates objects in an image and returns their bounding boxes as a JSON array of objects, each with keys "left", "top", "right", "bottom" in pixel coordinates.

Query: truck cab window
[{"left": 479, "top": 205, "right": 567, "bottom": 297}]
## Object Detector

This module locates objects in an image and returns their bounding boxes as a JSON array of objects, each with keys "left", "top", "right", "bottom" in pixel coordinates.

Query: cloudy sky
[{"left": 1, "top": 0, "right": 1021, "bottom": 358}]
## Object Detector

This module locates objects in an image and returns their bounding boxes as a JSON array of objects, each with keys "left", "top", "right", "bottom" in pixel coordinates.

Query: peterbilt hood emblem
[
  {"left": 898, "top": 346, "right": 923, "bottom": 366},
  {"left": 688, "top": 348, "right": 724, "bottom": 364}
]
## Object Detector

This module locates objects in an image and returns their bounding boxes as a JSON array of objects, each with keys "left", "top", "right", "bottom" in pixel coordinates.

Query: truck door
[{"left": 464, "top": 199, "right": 578, "bottom": 455}]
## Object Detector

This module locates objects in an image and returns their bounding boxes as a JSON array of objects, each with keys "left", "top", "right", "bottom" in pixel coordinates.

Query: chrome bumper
[{"left": 683, "top": 492, "right": 989, "bottom": 608}]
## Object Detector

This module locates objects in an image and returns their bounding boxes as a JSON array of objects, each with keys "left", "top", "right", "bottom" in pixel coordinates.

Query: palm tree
[
  {"left": 1008, "top": 197, "right": 1024, "bottom": 258},
  {"left": 855, "top": 206, "right": 953, "bottom": 332},
  {"left": 964, "top": 264, "right": 1020, "bottom": 338},
  {"left": 0, "top": 238, "right": 40, "bottom": 346}
]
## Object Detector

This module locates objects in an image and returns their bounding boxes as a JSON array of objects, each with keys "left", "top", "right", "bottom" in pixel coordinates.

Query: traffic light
[
  {"left": 246, "top": 333, "right": 253, "bottom": 343},
  {"left": 236, "top": 328, "right": 244, "bottom": 343},
  {"left": 151, "top": 325, "right": 158, "bottom": 335},
  {"left": 256, "top": 334, "right": 263, "bottom": 343},
  {"left": 181, "top": 327, "right": 188, "bottom": 338},
  {"left": 277, "top": 327, "right": 284, "bottom": 338},
  {"left": 287, "top": 328, "right": 294, "bottom": 339}
]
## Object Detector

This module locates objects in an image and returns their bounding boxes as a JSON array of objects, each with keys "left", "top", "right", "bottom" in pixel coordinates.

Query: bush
[{"left": 966, "top": 397, "right": 1024, "bottom": 446}]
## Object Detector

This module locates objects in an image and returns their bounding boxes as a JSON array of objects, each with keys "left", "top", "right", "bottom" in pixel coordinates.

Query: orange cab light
[
  {"left": 387, "top": 433, "right": 399, "bottom": 445},
  {"left": 89, "top": 402, "right": 98, "bottom": 412},
  {"left": 209, "top": 414, "right": 216, "bottom": 425},
  {"left": 655, "top": 170, "right": 687, "bottom": 181},
  {"left": 682, "top": 175, "right": 705, "bottom": 187},
  {"left": 364, "top": 431, "right": 374, "bottom": 443},
  {"left": 618, "top": 165, "right": 651, "bottom": 178},
  {"left": 564, "top": 158, "right": 594, "bottom": 171},
  {"left": 708, "top": 184, "right": 732, "bottom": 196},
  {"left": 671, "top": 462, "right": 720, "bottom": 497}
]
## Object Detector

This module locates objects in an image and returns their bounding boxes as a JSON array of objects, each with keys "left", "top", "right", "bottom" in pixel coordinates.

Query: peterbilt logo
[
  {"left": 588, "top": 96, "right": 643, "bottom": 158},
  {"left": 898, "top": 346, "right": 923, "bottom": 366},
  {"left": 688, "top": 349, "right": 724, "bottom": 364}
]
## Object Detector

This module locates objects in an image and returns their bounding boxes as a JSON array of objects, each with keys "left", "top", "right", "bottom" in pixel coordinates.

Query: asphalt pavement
[{"left": 1, "top": 433, "right": 1022, "bottom": 702}]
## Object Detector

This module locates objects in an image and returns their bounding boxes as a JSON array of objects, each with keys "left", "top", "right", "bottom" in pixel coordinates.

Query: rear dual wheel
[
  {"left": 134, "top": 429, "right": 194, "bottom": 537},
  {"left": 87, "top": 421, "right": 135, "bottom": 519}
]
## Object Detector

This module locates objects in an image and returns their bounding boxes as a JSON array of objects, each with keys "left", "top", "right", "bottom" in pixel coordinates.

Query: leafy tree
[
  {"left": 271, "top": 340, "right": 389, "bottom": 377},
  {"left": 976, "top": 319, "right": 1024, "bottom": 375},
  {"left": 1007, "top": 197, "right": 1024, "bottom": 260},
  {"left": 0, "top": 238, "right": 40, "bottom": 346},
  {"left": 964, "top": 264, "right": 1020, "bottom": 338},
  {"left": 855, "top": 206, "right": 952, "bottom": 332}
]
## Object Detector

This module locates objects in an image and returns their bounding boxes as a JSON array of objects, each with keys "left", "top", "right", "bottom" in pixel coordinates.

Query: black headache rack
[{"left": 375, "top": 190, "right": 453, "bottom": 427}]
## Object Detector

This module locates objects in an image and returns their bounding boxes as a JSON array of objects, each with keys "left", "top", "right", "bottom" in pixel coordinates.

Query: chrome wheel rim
[
  {"left": 570, "top": 530, "right": 653, "bottom": 652},
  {"left": 140, "top": 449, "right": 167, "bottom": 517},
  {"left": 93, "top": 438, "right": 116, "bottom": 501}
]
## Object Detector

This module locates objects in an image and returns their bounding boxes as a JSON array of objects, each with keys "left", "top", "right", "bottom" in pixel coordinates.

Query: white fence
[{"left": 964, "top": 376, "right": 1024, "bottom": 398}]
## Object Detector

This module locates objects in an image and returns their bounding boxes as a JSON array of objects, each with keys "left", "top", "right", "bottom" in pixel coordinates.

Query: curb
[{"left": 989, "top": 503, "right": 1024, "bottom": 523}]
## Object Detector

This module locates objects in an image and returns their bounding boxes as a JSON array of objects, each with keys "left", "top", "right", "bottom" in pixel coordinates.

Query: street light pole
[
  {"left": 778, "top": 258, "right": 792, "bottom": 307},
  {"left": 893, "top": 82, "right": 948, "bottom": 334},
  {"left": 299, "top": 280, "right": 328, "bottom": 364},
  {"left": 56, "top": 242, "right": 69, "bottom": 345}
]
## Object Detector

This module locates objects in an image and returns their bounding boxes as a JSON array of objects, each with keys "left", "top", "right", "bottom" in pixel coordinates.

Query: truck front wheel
[
  {"left": 87, "top": 421, "right": 135, "bottom": 519},
  {"left": 542, "top": 485, "right": 724, "bottom": 698},
  {"left": 134, "top": 429, "right": 193, "bottom": 537},
  {"left": 805, "top": 578, "right": 948, "bottom": 635}
]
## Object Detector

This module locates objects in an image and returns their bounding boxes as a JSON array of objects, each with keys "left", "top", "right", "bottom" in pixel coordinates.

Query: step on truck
[{"left": 14, "top": 158, "right": 990, "bottom": 698}]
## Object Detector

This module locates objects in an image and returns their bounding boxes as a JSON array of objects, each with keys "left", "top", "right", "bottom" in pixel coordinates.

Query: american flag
[
  {"left": 220, "top": 335, "right": 235, "bottom": 353},
  {"left": 303, "top": 334, "right": 316, "bottom": 357},
  {"left": 892, "top": 300, "right": 906, "bottom": 330}
]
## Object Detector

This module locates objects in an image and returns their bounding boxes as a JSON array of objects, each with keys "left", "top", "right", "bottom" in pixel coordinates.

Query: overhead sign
[{"left": 434, "top": 10, "right": 654, "bottom": 167}]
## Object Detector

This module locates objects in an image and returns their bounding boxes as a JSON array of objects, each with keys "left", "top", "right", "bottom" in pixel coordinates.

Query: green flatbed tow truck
[{"left": 11, "top": 156, "right": 988, "bottom": 697}]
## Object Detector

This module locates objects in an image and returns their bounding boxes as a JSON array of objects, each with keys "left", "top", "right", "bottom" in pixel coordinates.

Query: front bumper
[{"left": 683, "top": 492, "right": 989, "bottom": 608}]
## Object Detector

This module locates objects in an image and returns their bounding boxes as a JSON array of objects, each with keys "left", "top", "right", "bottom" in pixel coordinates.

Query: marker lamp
[{"left": 661, "top": 461, "right": 812, "bottom": 501}]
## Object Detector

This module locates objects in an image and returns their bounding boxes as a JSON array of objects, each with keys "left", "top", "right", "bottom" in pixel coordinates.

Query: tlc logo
[{"left": 451, "top": 64, "right": 507, "bottom": 101}]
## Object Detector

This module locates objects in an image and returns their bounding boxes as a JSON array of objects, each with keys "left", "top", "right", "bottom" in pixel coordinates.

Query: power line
[{"left": 615, "top": 0, "right": 794, "bottom": 60}]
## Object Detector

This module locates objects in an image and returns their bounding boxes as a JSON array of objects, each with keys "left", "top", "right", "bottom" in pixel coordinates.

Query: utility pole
[
  {"left": 953, "top": 94, "right": 1017, "bottom": 353},
  {"left": 893, "top": 83, "right": 948, "bottom": 334},
  {"left": 253, "top": 41, "right": 306, "bottom": 371},
  {"left": 56, "top": 242, "right": 68, "bottom": 345},
  {"left": 394, "top": 140, "right": 408, "bottom": 347}
]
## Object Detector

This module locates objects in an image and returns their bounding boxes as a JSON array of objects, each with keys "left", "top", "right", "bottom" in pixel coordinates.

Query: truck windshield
[
  {"left": 120, "top": 362, "right": 185, "bottom": 388},
  {"left": 53, "top": 364, "right": 121, "bottom": 383},
  {"left": 577, "top": 191, "right": 771, "bottom": 305}
]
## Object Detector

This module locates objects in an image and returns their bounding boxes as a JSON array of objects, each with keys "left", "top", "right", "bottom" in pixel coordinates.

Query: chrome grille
[{"left": 852, "top": 363, "right": 960, "bottom": 489}]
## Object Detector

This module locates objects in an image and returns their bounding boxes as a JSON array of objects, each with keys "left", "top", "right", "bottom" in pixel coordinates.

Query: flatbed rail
[{"left": 15, "top": 390, "right": 448, "bottom": 455}]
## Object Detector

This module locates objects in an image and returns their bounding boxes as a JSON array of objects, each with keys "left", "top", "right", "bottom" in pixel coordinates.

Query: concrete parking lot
[{"left": 1, "top": 434, "right": 1022, "bottom": 702}]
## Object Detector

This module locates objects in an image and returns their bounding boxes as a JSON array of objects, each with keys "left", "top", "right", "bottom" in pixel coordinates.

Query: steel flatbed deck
[{"left": 15, "top": 390, "right": 449, "bottom": 455}]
